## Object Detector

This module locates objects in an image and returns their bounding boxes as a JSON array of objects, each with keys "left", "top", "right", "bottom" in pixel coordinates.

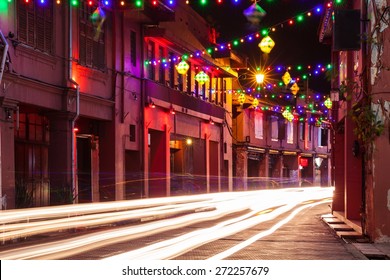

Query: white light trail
[{"left": 0, "top": 187, "right": 333, "bottom": 260}]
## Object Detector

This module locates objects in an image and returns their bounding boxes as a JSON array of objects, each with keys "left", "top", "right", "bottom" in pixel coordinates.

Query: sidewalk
[
  {"left": 224, "top": 202, "right": 370, "bottom": 260},
  {"left": 322, "top": 211, "right": 390, "bottom": 260}
]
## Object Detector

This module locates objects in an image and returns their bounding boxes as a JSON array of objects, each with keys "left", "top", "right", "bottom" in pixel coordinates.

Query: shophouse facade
[
  {"left": 320, "top": 0, "right": 390, "bottom": 242},
  {"left": 232, "top": 85, "right": 331, "bottom": 191},
  {"left": 0, "top": 1, "right": 244, "bottom": 208}
]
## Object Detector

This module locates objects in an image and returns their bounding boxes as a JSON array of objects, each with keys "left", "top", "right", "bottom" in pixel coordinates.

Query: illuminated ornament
[
  {"left": 195, "top": 71, "right": 209, "bottom": 85},
  {"left": 176, "top": 60, "right": 189, "bottom": 75},
  {"left": 258, "top": 36, "right": 275, "bottom": 54},
  {"left": 252, "top": 98, "right": 259, "bottom": 108},
  {"left": 290, "top": 83, "right": 300, "bottom": 95},
  {"left": 283, "top": 110, "right": 294, "bottom": 122},
  {"left": 324, "top": 97, "right": 332, "bottom": 109},
  {"left": 282, "top": 71, "right": 292, "bottom": 86},
  {"left": 238, "top": 93, "right": 246, "bottom": 105},
  {"left": 243, "top": 3, "right": 266, "bottom": 26},
  {"left": 90, "top": 7, "right": 106, "bottom": 41}
]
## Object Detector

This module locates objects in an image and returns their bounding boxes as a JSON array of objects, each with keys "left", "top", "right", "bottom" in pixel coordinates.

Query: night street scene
[{"left": 1, "top": 0, "right": 390, "bottom": 272}]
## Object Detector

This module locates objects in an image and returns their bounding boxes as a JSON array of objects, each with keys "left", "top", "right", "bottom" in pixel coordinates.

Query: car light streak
[
  {"left": 208, "top": 198, "right": 332, "bottom": 260},
  {"left": 104, "top": 188, "right": 333, "bottom": 260},
  {"left": 0, "top": 187, "right": 333, "bottom": 260}
]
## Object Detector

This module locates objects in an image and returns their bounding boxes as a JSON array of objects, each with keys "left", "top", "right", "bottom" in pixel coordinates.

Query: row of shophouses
[{"left": 0, "top": 1, "right": 332, "bottom": 210}]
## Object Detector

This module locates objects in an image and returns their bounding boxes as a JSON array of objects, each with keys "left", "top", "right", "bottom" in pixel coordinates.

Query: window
[
  {"left": 147, "top": 41, "right": 155, "bottom": 80},
  {"left": 254, "top": 112, "right": 263, "bottom": 139},
  {"left": 299, "top": 122, "right": 305, "bottom": 141},
  {"left": 168, "top": 52, "right": 175, "bottom": 88},
  {"left": 17, "top": 1, "right": 53, "bottom": 54},
  {"left": 129, "top": 125, "right": 136, "bottom": 142},
  {"left": 130, "top": 31, "right": 136, "bottom": 67},
  {"left": 287, "top": 121, "right": 294, "bottom": 144},
  {"left": 271, "top": 117, "right": 278, "bottom": 141},
  {"left": 318, "top": 128, "right": 328, "bottom": 147},
  {"left": 158, "top": 46, "right": 165, "bottom": 83},
  {"left": 79, "top": 1, "right": 106, "bottom": 70}
]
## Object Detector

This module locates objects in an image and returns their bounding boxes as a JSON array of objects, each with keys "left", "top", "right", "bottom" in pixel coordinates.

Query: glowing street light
[{"left": 255, "top": 73, "right": 265, "bottom": 84}]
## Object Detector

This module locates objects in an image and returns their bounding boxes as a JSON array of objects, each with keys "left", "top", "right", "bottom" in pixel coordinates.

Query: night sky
[{"left": 192, "top": 0, "right": 331, "bottom": 93}]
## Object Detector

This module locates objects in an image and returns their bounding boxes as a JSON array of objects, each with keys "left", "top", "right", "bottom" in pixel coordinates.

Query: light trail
[
  {"left": 103, "top": 188, "right": 333, "bottom": 260},
  {"left": 208, "top": 199, "right": 332, "bottom": 260},
  {"left": 0, "top": 187, "right": 333, "bottom": 260}
]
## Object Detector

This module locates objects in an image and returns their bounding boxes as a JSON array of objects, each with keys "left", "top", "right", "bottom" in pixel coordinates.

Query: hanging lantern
[
  {"left": 238, "top": 93, "right": 246, "bottom": 105},
  {"left": 243, "top": 3, "right": 267, "bottom": 25},
  {"left": 283, "top": 110, "right": 294, "bottom": 122},
  {"left": 90, "top": 7, "right": 106, "bottom": 41},
  {"left": 176, "top": 60, "right": 189, "bottom": 75},
  {"left": 290, "top": 83, "right": 300, "bottom": 95},
  {"left": 324, "top": 97, "right": 332, "bottom": 109},
  {"left": 258, "top": 36, "right": 275, "bottom": 54},
  {"left": 282, "top": 71, "right": 291, "bottom": 86},
  {"left": 195, "top": 71, "right": 209, "bottom": 85},
  {"left": 252, "top": 98, "right": 259, "bottom": 108}
]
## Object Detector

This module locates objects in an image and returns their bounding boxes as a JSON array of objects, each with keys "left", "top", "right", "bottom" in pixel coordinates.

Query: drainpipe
[
  {"left": 360, "top": 0, "right": 368, "bottom": 236},
  {"left": 68, "top": 5, "right": 80, "bottom": 203},
  {"left": 140, "top": 24, "right": 146, "bottom": 198}
]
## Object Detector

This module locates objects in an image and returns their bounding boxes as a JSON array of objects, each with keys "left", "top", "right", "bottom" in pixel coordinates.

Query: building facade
[
  {"left": 320, "top": 0, "right": 390, "bottom": 242},
  {"left": 0, "top": 1, "right": 244, "bottom": 208},
  {"left": 232, "top": 85, "right": 331, "bottom": 191}
]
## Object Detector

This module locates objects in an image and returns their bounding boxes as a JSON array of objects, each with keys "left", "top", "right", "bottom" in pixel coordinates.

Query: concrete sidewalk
[
  {"left": 322, "top": 211, "right": 390, "bottom": 260},
  {"left": 222, "top": 202, "right": 369, "bottom": 260}
]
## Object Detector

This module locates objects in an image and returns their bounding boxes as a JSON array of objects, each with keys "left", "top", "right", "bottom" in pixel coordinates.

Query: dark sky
[{"left": 192, "top": 0, "right": 331, "bottom": 92}]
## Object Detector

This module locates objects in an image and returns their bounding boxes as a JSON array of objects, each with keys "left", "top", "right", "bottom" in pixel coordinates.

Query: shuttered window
[
  {"left": 79, "top": 1, "right": 106, "bottom": 71},
  {"left": 17, "top": 1, "right": 53, "bottom": 54}
]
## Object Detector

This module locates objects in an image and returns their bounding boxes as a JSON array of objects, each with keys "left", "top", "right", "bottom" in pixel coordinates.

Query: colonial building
[
  {"left": 0, "top": 1, "right": 244, "bottom": 208},
  {"left": 232, "top": 80, "right": 331, "bottom": 191},
  {"left": 320, "top": 0, "right": 390, "bottom": 242}
]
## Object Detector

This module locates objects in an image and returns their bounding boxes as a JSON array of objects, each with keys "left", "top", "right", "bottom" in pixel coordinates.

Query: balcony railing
[{"left": 144, "top": 79, "right": 225, "bottom": 119}]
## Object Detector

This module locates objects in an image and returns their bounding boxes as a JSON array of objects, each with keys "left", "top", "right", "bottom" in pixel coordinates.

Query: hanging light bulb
[{"left": 258, "top": 36, "right": 275, "bottom": 54}]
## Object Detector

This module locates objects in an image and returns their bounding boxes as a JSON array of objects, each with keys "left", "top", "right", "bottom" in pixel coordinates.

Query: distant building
[{"left": 231, "top": 78, "right": 331, "bottom": 190}]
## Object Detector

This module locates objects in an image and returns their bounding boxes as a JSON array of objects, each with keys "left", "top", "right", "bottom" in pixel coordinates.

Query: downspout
[
  {"left": 140, "top": 25, "right": 146, "bottom": 198},
  {"left": 360, "top": 0, "right": 369, "bottom": 236},
  {"left": 68, "top": 4, "right": 80, "bottom": 203}
]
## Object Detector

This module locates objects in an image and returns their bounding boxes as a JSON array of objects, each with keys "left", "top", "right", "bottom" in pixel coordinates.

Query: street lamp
[{"left": 255, "top": 73, "right": 265, "bottom": 84}]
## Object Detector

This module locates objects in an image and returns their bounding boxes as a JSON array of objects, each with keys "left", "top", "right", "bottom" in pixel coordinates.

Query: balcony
[{"left": 144, "top": 79, "right": 225, "bottom": 119}]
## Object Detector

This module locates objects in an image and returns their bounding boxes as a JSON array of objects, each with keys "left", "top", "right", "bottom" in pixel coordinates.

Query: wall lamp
[
  {"left": 169, "top": 105, "right": 175, "bottom": 115},
  {"left": 209, "top": 117, "right": 215, "bottom": 125},
  {"left": 146, "top": 98, "right": 155, "bottom": 108}
]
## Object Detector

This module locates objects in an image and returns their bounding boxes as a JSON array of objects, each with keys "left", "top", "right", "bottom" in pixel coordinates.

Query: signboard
[{"left": 300, "top": 158, "right": 309, "bottom": 167}]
